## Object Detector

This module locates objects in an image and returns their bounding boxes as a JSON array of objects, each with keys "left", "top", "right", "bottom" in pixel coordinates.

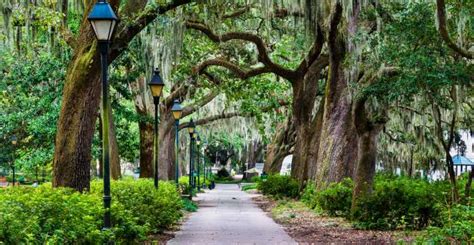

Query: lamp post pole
[
  {"left": 187, "top": 119, "right": 196, "bottom": 192},
  {"left": 99, "top": 40, "right": 112, "bottom": 230},
  {"left": 148, "top": 69, "right": 165, "bottom": 189},
  {"left": 87, "top": 0, "right": 118, "bottom": 231},
  {"left": 171, "top": 99, "right": 183, "bottom": 187},
  {"left": 153, "top": 97, "right": 159, "bottom": 188},
  {"left": 195, "top": 136, "right": 201, "bottom": 191},
  {"left": 189, "top": 134, "right": 194, "bottom": 190},
  {"left": 197, "top": 144, "right": 201, "bottom": 191},
  {"left": 175, "top": 120, "right": 179, "bottom": 186}
]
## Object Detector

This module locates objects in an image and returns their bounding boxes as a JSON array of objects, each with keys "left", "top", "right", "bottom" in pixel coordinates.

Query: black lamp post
[
  {"left": 205, "top": 147, "right": 210, "bottom": 183},
  {"left": 11, "top": 135, "right": 17, "bottom": 187},
  {"left": 187, "top": 119, "right": 195, "bottom": 190},
  {"left": 87, "top": 0, "right": 118, "bottom": 231},
  {"left": 171, "top": 99, "right": 183, "bottom": 187},
  {"left": 148, "top": 69, "right": 165, "bottom": 189},
  {"left": 196, "top": 135, "right": 201, "bottom": 191}
]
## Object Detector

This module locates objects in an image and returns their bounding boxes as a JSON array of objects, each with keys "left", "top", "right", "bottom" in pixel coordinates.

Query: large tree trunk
[
  {"left": 107, "top": 101, "right": 121, "bottom": 180},
  {"left": 264, "top": 118, "right": 295, "bottom": 174},
  {"left": 314, "top": 4, "right": 357, "bottom": 188},
  {"left": 138, "top": 120, "right": 153, "bottom": 178},
  {"left": 52, "top": 37, "right": 101, "bottom": 191},
  {"left": 290, "top": 57, "right": 327, "bottom": 186},
  {"left": 351, "top": 127, "right": 382, "bottom": 212},
  {"left": 158, "top": 113, "right": 177, "bottom": 180}
]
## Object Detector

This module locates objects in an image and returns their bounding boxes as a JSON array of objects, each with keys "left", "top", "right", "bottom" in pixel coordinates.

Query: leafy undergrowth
[
  {"left": 0, "top": 179, "right": 184, "bottom": 244},
  {"left": 182, "top": 198, "right": 198, "bottom": 212},
  {"left": 253, "top": 195, "right": 417, "bottom": 244},
  {"left": 241, "top": 183, "right": 257, "bottom": 191}
]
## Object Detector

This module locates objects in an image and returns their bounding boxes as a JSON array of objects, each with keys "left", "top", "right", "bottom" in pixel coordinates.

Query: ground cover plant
[{"left": 0, "top": 179, "right": 183, "bottom": 243}]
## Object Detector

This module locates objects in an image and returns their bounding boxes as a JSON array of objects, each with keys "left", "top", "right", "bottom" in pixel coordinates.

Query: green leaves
[{"left": 0, "top": 179, "right": 183, "bottom": 243}]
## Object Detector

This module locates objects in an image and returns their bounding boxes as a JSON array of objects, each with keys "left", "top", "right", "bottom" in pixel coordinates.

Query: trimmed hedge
[
  {"left": 257, "top": 175, "right": 299, "bottom": 199},
  {"left": 0, "top": 179, "right": 183, "bottom": 243},
  {"left": 302, "top": 178, "right": 353, "bottom": 217}
]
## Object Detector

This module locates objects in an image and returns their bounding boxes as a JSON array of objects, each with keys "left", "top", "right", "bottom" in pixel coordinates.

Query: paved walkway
[{"left": 168, "top": 184, "right": 296, "bottom": 245}]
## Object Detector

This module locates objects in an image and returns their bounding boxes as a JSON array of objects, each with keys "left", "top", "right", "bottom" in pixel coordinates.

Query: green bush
[
  {"left": 302, "top": 178, "right": 353, "bottom": 217},
  {"left": 178, "top": 176, "right": 193, "bottom": 195},
  {"left": 352, "top": 177, "right": 444, "bottom": 230},
  {"left": 182, "top": 198, "right": 198, "bottom": 212},
  {"left": 257, "top": 175, "right": 299, "bottom": 199},
  {"left": 250, "top": 176, "right": 260, "bottom": 183},
  {"left": 241, "top": 183, "right": 257, "bottom": 191},
  {"left": 422, "top": 204, "right": 474, "bottom": 243},
  {"left": 0, "top": 179, "right": 183, "bottom": 243}
]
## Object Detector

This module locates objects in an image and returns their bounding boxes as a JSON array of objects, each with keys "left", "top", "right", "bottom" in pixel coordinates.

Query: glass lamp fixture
[
  {"left": 148, "top": 69, "right": 165, "bottom": 98},
  {"left": 87, "top": 0, "right": 118, "bottom": 41},
  {"left": 171, "top": 99, "right": 183, "bottom": 120},
  {"left": 188, "top": 119, "right": 195, "bottom": 135}
]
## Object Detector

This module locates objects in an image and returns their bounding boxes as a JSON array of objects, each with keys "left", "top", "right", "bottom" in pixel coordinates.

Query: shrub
[
  {"left": 0, "top": 179, "right": 183, "bottom": 243},
  {"left": 422, "top": 204, "right": 474, "bottom": 243},
  {"left": 182, "top": 198, "right": 198, "bottom": 212},
  {"left": 302, "top": 178, "right": 353, "bottom": 217},
  {"left": 216, "top": 168, "right": 230, "bottom": 178},
  {"left": 0, "top": 185, "right": 103, "bottom": 243},
  {"left": 352, "top": 177, "right": 444, "bottom": 230},
  {"left": 241, "top": 183, "right": 257, "bottom": 191},
  {"left": 250, "top": 176, "right": 261, "bottom": 183},
  {"left": 257, "top": 175, "right": 299, "bottom": 199}
]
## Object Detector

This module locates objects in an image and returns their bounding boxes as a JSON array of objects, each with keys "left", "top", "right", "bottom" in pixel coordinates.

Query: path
[{"left": 168, "top": 184, "right": 296, "bottom": 245}]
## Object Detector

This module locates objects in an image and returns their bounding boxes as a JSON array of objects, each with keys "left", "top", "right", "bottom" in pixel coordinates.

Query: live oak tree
[{"left": 52, "top": 0, "right": 193, "bottom": 191}]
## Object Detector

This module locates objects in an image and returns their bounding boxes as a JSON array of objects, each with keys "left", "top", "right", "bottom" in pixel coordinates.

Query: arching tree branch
[
  {"left": 182, "top": 90, "right": 219, "bottom": 117},
  {"left": 436, "top": 0, "right": 473, "bottom": 59},
  {"left": 194, "top": 58, "right": 272, "bottom": 79},
  {"left": 179, "top": 112, "right": 243, "bottom": 130},
  {"left": 186, "top": 21, "right": 299, "bottom": 81},
  {"left": 296, "top": 24, "right": 325, "bottom": 75},
  {"left": 112, "top": 0, "right": 193, "bottom": 58}
]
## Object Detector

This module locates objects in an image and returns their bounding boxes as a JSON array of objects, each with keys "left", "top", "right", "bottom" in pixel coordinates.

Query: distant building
[
  {"left": 450, "top": 130, "right": 474, "bottom": 175},
  {"left": 450, "top": 130, "right": 474, "bottom": 159}
]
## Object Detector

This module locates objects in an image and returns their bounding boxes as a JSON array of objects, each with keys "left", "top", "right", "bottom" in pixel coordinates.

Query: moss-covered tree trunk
[
  {"left": 351, "top": 125, "right": 382, "bottom": 212},
  {"left": 314, "top": 4, "right": 357, "bottom": 188},
  {"left": 290, "top": 56, "right": 327, "bottom": 186},
  {"left": 52, "top": 33, "right": 101, "bottom": 191},
  {"left": 107, "top": 101, "right": 121, "bottom": 179},
  {"left": 290, "top": 81, "right": 318, "bottom": 184},
  {"left": 158, "top": 111, "right": 177, "bottom": 180},
  {"left": 138, "top": 119, "right": 153, "bottom": 178}
]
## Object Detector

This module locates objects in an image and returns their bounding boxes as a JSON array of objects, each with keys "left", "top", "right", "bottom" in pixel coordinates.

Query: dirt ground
[{"left": 252, "top": 194, "right": 416, "bottom": 244}]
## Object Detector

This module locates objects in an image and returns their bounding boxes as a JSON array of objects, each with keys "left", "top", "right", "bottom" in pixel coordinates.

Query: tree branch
[
  {"left": 179, "top": 112, "right": 243, "bottom": 130},
  {"left": 296, "top": 24, "right": 325, "bottom": 75},
  {"left": 194, "top": 58, "right": 272, "bottom": 79},
  {"left": 186, "top": 21, "right": 299, "bottom": 81},
  {"left": 112, "top": 0, "right": 193, "bottom": 56},
  {"left": 436, "top": 0, "right": 473, "bottom": 59},
  {"left": 182, "top": 90, "right": 219, "bottom": 117}
]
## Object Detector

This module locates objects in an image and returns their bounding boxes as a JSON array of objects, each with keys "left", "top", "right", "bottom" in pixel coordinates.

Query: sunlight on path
[{"left": 168, "top": 184, "right": 296, "bottom": 245}]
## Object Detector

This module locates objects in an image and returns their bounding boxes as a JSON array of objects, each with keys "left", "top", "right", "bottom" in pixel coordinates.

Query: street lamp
[
  {"left": 88, "top": 0, "right": 118, "bottom": 232},
  {"left": 187, "top": 119, "right": 195, "bottom": 190},
  {"left": 195, "top": 135, "right": 201, "bottom": 191},
  {"left": 171, "top": 99, "right": 183, "bottom": 186},
  {"left": 11, "top": 135, "right": 17, "bottom": 187},
  {"left": 148, "top": 69, "right": 165, "bottom": 189}
]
